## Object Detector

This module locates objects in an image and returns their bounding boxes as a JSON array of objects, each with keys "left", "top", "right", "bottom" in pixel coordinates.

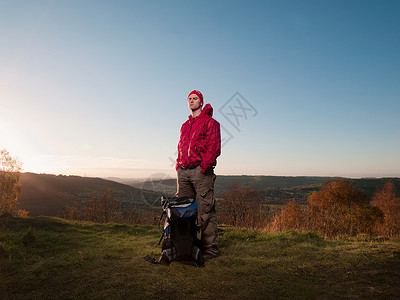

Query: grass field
[{"left": 1, "top": 214, "right": 400, "bottom": 299}]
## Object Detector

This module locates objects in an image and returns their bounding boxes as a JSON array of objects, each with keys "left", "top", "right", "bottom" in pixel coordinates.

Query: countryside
[
  {"left": 1, "top": 149, "right": 400, "bottom": 299},
  {"left": 2, "top": 1, "right": 400, "bottom": 299}
]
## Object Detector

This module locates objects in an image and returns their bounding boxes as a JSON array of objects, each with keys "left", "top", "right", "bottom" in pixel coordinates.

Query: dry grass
[{"left": 1, "top": 215, "right": 400, "bottom": 299}]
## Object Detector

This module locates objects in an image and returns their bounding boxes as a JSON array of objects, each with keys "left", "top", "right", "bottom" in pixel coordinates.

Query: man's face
[{"left": 187, "top": 94, "right": 202, "bottom": 111}]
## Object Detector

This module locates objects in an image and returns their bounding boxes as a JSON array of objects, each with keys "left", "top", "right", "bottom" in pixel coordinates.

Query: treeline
[
  {"left": 61, "top": 178, "right": 400, "bottom": 239},
  {"left": 219, "top": 179, "right": 400, "bottom": 238},
  {"left": 2, "top": 148, "right": 399, "bottom": 239},
  {"left": 60, "top": 186, "right": 158, "bottom": 225}
]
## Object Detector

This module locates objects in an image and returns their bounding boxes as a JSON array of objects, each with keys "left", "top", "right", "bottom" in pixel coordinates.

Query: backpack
[{"left": 156, "top": 196, "right": 204, "bottom": 267}]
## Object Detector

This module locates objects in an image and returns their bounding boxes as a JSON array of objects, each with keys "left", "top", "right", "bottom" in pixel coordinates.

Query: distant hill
[
  {"left": 16, "top": 173, "right": 400, "bottom": 217},
  {"left": 347, "top": 178, "right": 400, "bottom": 198},
  {"left": 124, "top": 175, "right": 337, "bottom": 196},
  {"left": 125, "top": 175, "right": 341, "bottom": 194},
  {"left": 17, "top": 173, "right": 161, "bottom": 216},
  {"left": 124, "top": 175, "right": 400, "bottom": 204}
]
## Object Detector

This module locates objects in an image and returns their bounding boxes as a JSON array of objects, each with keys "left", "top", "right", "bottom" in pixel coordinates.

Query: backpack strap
[
  {"left": 157, "top": 231, "right": 166, "bottom": 245},
  {"left": 144, "top": 255, "right": 159, "bottom": 264}
]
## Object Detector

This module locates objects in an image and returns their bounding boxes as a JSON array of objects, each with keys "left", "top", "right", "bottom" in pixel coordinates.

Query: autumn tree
[
  {"left": 83, "top": 186, "right": 121, "bottom": 223},
  {"left": 61, "top": 201, "right": 83, "bottom": 220},
  {"left": 220, "top": 183, "right": 266, "bottom": 229},
  {"left": 306, "top": 179, "right": 383, "bottom": 237},
  {"left": 272, "top": 201, "right": 304, "bottom": 231},
  {"left": 371, "top": 181, "right": 400, "bottom": 237},
  {"left": 0, "top": 149, "right": 22, "bottom": 215}
]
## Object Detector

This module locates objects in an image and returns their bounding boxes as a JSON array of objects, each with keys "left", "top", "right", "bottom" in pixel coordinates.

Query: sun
[
  {"left": 0, "top": 112, "right": 26, "bottom": 153},
  {"left": 0, "top": 110, "right": 49, "bottom": 174}
]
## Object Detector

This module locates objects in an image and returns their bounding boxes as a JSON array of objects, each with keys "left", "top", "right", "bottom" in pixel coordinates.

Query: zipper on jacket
[
  {"left": 195, "top": 145, "right": 203, "bottom": 162},
  {"left": 188, "top": 119, "right": 194, "bottom": 137}
]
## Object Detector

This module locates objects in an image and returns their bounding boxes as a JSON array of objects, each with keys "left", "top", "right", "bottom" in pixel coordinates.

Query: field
[{"left": 1, "top": 214, "right": 400, "bottom": 299}]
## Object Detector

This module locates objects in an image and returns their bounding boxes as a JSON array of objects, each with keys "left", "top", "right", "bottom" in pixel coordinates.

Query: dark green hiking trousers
[{"left": 176, "top": 166, "right": 218, "bottom": 256}]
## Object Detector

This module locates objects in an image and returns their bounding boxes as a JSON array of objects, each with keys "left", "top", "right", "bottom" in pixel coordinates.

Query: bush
[
  {"left": 0, "top": 149, "right": 22, "bottom": 215},
  {"left": 305, "top": 179, "right": 383, "bottom": 237},
  {"left": 219, "top": 183, "right": 267, "bottom": 229},
  {"left": 271, "top": 179, "right": 385, "bottom": 238},
  {"left": 62, "top": 186, "right": 122, "bottom": 224},
  {"left": 15, "top": 209, "right": 29, "bottom": 218},
  {"left": 272, "top": 202, "right": 304, "bottom": 231},
  {"left": 371, "top": 181, "right": 400, "bottom": 237}
]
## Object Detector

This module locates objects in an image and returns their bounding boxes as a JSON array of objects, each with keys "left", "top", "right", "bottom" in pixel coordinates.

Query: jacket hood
[{"left": 202, "top": 103, "right": 213, "bottom": 117}]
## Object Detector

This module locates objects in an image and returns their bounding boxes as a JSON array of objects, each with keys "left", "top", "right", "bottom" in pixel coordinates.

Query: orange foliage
[
  {"left": 272, "top": 179, "right": 384, "bottom": 237},
  {"left": 306, "top": 179, "right": 383, "bottom": 237},
  {"left": 62, "top": 202, "right": 83, "bottom": 220},
  {"left": 272, "top": 202, "right": 304, "bottom": 231},
  {"left": 15, "top": 209, "right": 29, "bottom": 218},
  {"left": 0, "top": 149, "right": 22, "bottom": 215},
  {"left": 371, "top": 181, "right": 400, "bottom": 237}
]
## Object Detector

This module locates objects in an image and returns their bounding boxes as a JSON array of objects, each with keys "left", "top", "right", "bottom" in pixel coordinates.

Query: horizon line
[{"left": 21, "top": 171, "right": 400, "bottom": 180}]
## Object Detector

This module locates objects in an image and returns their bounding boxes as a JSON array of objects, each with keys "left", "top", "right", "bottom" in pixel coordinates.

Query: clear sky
[{"left": 1, "top": 0, "right": 399, "bottom": 179}]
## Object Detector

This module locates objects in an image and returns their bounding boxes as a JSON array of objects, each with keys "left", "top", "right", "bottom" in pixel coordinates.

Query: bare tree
[
  {"left": 220, "top": 183, "right": 266, "bottom": 229},
  {"left": 83, "top": 186, "right": 121, "bottom": 223},
  {"left": 0, "top": 149, "right": 22, "bottom": 214}
]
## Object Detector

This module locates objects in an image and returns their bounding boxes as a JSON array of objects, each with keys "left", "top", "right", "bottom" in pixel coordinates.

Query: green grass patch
[{"left": 1, "top": 215, "right": 399, "bottom": 299}]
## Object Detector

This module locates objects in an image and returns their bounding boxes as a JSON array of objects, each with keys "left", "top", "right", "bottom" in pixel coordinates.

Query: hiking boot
[{"left": 203, "top": 252, "right": 219, "bottom": 260}]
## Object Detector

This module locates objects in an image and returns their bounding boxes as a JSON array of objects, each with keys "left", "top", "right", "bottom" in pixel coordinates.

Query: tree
[
  {"left": 220, "top": 183, "right": 265, "bottom": 228},
  {"left": 83, "top": 186, "right": 121, "bottom": 223},
  {"left": 272, "top": 201, "right": 304, "bottom": 231},
  {"left": 306, "top": 179, "right": 383, "bottom": 237},
  {"left": 0, "top": 149, "right": 22, "bottom": 214},
  {"left": 371, "top": 181, "right": 400, "bottom": 237}
]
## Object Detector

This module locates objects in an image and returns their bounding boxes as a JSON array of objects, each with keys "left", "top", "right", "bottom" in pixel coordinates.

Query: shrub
[
  {"left": 272, "top": 179, "right": 385, "bottom": 238},
  {"left": 272, "top": 202, "right": 304, "bottom": 231},
  {"left": 371, "top": 181, "right": 400, "bottom": 237},
  {"left": 219, "top": 183, "right": 267, "bottom": 229},
  {"left": 0, "top": 149, "right": 22, "bottom": 215},
  {"left": 306, "top": 179, "right": 383, "bottom": 237},
  {"left": 15, "top": 209, "right": 29, "bottom": 218}
]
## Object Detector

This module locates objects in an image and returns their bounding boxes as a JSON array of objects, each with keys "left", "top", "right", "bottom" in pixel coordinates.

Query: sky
[{"left": 1, "top": 0, "right": 399, "bottom": 179}]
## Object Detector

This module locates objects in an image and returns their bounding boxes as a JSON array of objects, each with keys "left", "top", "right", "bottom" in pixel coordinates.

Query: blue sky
[{"left": 1, "top": 0, "right": 399, "bottom": 178}]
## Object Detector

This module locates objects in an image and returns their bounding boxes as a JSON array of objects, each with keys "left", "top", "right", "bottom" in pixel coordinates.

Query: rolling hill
[
  {"left": 16, "top": 173, "right": 400, "bottom": 217},
  {"left": 125, "top": 175, "right": 400, "bottom": 202},
  {"left": 17, "top": 173, "right": 162, "bottom": 216}
]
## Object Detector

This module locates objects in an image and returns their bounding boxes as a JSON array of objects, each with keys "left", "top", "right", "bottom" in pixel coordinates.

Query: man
[{"left": 176, "top": 90, "right": 221, "bottom": 259}]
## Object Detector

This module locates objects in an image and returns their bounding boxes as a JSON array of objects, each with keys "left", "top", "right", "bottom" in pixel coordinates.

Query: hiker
[{"left": 175, "top": 90, "right": 221, "bottom": 259}]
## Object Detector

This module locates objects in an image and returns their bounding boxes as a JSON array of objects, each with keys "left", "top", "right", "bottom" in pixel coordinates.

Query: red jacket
[{"left": 176, "top": 104, "right": 221, "bottom": 173}]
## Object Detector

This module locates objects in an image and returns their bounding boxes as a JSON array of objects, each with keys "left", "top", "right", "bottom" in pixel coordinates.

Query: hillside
[
  {"left": 16, "top": 173, "right": 400, "bottom": 217},
  {"left": 1, "top": 215, "right": 400, "bottom": 299},
  {"left": 126, "top": 175, "right": 400, "bottom": 203},
  {"left": 124, "top": 175, "right": 336, "bottom": 199},
  {"left": 121, "top": 175, "right": 335, "bottom": 194},
  {"left": 17, "top": 173, "right": 161, "bottom": 216}
]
